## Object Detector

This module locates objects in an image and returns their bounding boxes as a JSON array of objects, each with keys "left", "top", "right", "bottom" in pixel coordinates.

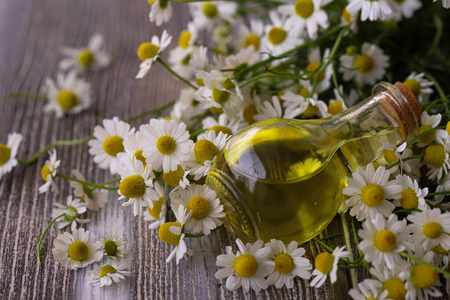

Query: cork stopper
[{"left": 394, "top": 81, "right": 422, "bottom": 125}]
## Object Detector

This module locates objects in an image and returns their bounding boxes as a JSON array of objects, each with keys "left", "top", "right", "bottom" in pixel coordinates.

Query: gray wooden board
[{"left": 0, "top": 0, "right": 447, "bottom": 299}]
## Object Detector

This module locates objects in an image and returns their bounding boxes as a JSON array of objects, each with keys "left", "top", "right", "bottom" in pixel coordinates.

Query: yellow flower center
[
  {"left": 399, "top": 188, "right": 419, "bottom": 209},
  {"left": 103, "top": 136, "right": 125, "bottom": 157},
  {"left": 306, "top": 62, "right": 325, "bottom": 82},
  {"left": 178, "top": 30, "right": 192, "bottom": 49},
  {"left": 207, "top": 125, "right": 232, "bottom": 137},
  {"left": 315, "top": 252, "right": 335, "bottom": 274},
  {"left": 373, "top": 229, "right": 397, "bottom": 252},
  {"left": 104, "top": 241, "right": 118, "bottom": 256},
  {"left": 424, "top": 145, "right": 445, "bottom": 168},
  {"left": 410, "top": 264, "right": 438, "bottom": 289},
  {"left": 354, "top": 54, "right": 374, "bottom": 73},
  {"left": 346, "top": 45, "right": 358, "bottom": 56},
  {"left": 418, "top": 125, "right": 435, "bottom": 145},
  {"left": 0, "top": 144, "right": 11, "bottom": 166},
  {"left": 40, "top": 164, "right": 52, "bottom": 181},
  {"left": 209, "top": 107, "right": 224, "bottom": 114},
  {"left": 147, "top": 0, "right": 155, "bottom": 4},
  {"left": 303, "top": 104, "right": 319, "bottom": 118},
  {"left": 78, "top": 49, "right": 94, "bottom": 67},
  {"left": 68, "top": 241, "right": 90, "bottom": 261},
  {"left": 202, "top": 3, "right": 218, "bottom": 18},
  {"left": 245, "top": 33, "right": 260, "bottom": 50},
  {"left": 64, "top": 206, "right": 79, "bottom": 222},
  {"left": 342, "top": 6, "right": 353, "bottom": 23},
  {"left": 234, "top": 254, "right": 258, "bottom": 277},
  {"left": 148, "top": 196, "right": 164, "bottom": 218},
  {"left": 133, "top": 149, "right": 147, "bottom": 167},
  {"left": 243, "top": 104, "right": 258, "bottom": 124},
  {"left": 274, "top": 253, "right": 294, "bottom": 274},
  {"left": 383, "top": 149, "right": 398, "bottom": 164},
  {"left": 422, "top": 222, "right": 443, "bottom": 239},
  {"left": 163, "top": 165, "right": 185, "bottom": 187},
  {"left": 447, "top": 121, "right": 450, "bottom": 135},
  {"left": 57, "top": 90, "right": 79, "bottom": 111},
  {"left": 328, "top": 101, "right": 344, "bottom": 115},
  {"left": 158, "top": 222, "right": 181, "bottom": 245},
  {"left": 194, "top": 139, "right": 219, "bottom": 165},
  {"left": 432, "top": 244, "right": 450, "bottom": 255},
  {"left": 156, "top": 135, "right": 177, "bottom": 155},
  {"left": 268, "top": 27, "right": 287, "bottom": 45},
  {"left": 137, "top": 42, "right": 160, "bottom": 61},
  {"left": 382, "top": 278, "right": 407, "bottom": 300},
  {"left": 196, "top": 78, "right": 205, "bottom": 87},
  {"left": 222, "top": 78, "right": 236, "bottom": 90},
  {"left": 212, "top": 88, "right": 231, "bottom": 104},
  {"left": 295, "top": 0, "right": 314, "bottom": 19},
  {"left": 403, "top": 79, "right": 421, "bottom": 97},
  {"left": 119, "top": 175, "right": 147, "bottom": 198},
  {"left": 298, "top": 86, "right": 311, "bottom": 98},
  {"left": 100, "top": 265, "right": 117, "bottom": 277},
  {"left": 360, "top": 184, "right": 385, "bottom": 207},
  {"left": 187, "top": 196, "right": 210, "bottom": 220}
]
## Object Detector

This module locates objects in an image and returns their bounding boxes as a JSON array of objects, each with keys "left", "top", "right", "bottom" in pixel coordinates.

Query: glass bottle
[{"left": 206, "top": 82, "right": 421, "bottom": 244}]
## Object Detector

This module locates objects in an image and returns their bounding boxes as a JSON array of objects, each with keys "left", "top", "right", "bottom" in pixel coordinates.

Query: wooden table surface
[{"left": 0, "top": 1, "right": 446, "bottom": 299}]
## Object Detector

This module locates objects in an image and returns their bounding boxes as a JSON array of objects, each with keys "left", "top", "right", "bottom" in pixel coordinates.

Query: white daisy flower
[
  {"left": 349, "top": 279, "right": 388, "bottom": 300},
  {"left": 189, "top": 2, "right": 238, "bottom": 30},
  {"left": 327, "top": 86, "right": 349, "bottom": 115},
  {"left": 221, "top": 46, "right": 261, "bottom": 73},
  {"left": 69, "top": 170, "right": 107, "bottom": 211},
  {"left": 140, "top": 118, "right": 193, "bottom": 173},
  {"left": 59, "top": 33, "right": 110, "bottom": 73},
  {"left": 431, "top": 175, "right": 450, "bottom": 210},
  {"left": 254, "top": 96, "right": 304, "bottom": 122},
  {"left": 39, "top": 150, "right": 61, "bottom": 194},
  {"left": 177, "top": 22, "right": 198, "bottom": 50},
  {"left": 280, "top": 90, "right": 311, "bottom": 117},
  {"left": 136, "top": 30, "right": 172, "bottom": 79},
  {"left": 148, "top": 0, "right": 173, "bottom": 26},
  {"left": 341, "top": 5, "right": 359, "bottom": 33},
  {"left": 202, "top": 114, "right": 245, "bottom": 137},
  {"left": 215, "top": 239, "right": 274, "bottom": 292},
  {"left": 402, "top": 72, "right": 433, "bottom": 104},
  {"left": 143, "top": 182, "right": 167, "bottom": 230},
  {"left": 343, "top": 164, "right": 402, "bottom": 221},
  {"left": 213, "top": 23, "right": 234, "bottom": 48},
  {"left": 310, "top": 246, "right": 349, "bottom": 287},
  {"left": 390, "top": 0, "right": 422, "bottom": 20},
  {"left": 278, "top": 0, "right": 331, "bottom": 39},
  {"left": 101, "top": 232, "right": 126, "bottom": 260},
  {"left": 117, "top": 157, "right": 157, "bottom": 217},
  {"left": 370, "top": 260, "right": 410, "bottom": 300},
  {"left": 51, "top": 195, "right": 90, "bottom": 231},
  {"left": 163, "top": 165, "right": 190, "bottom": 189},
  {"left": 191, "top": 46, "right": 213, "bottom": 75},
  {"left": 185, "top": 131, "right": 229, "bottom": 180},
  {"left": 158, "top": 204, "right": 193, "bottom": 264},
  {"left": 170, "top": 184, "right": 225, "bottom": 235},
  {"left": 52, "top": 228, "right": 103, "bottom": 270},
  {"left": 88, "top": 116, "right": 135, "bottom": 174},
  {"left": 42, "top": 71, "right": 92, "bottom": 118},
  {"left": 265, "top": 239, "right": 312, "bottom": 289},
  {"left": 170, "top": 88, "right": 205, "bottom": 126},
  {"left": 201, "top": 69, "right": 243, "bottom": 102},
  {"left": 417, "top": 112, "right": 448, "bottom": 147},
  {"left": 394, "top": 174, "right": 428, "bottom": 210},
  {"left": 0, "top": 132, "right": 22, "bottom": 180},
  {"left": 195, "top": 86, "right": 240, "bottom": 117},
  {"left": 407, "top": 208, "right": 450, "bottom": 251},
  {"left": 168, "top": 46, "right": 195, "bottom": 79},
  {"left": 433, "top": 0, "right": 450, "bottom": 8},
  {"left": 346, "top": 0, "right": 398, "bottom": 21},
  {"left": 88, "top": 263, "right": 130, "bottom": 287},
  {"left": 339, "top": 42, "right": 389, "bottom": 86},
  {"left": 303, "top": 48, "right": 332, "bottom": 94},
  {"left": 423, "top": 143, "right": 450, "bottom": 181},
  {"left": 358, "top": 213, "right": 410, "bottom": 269},
  {"left": 235, "top": 19, "right": 264, "bottom": 51},
  {"left": 117, "top": 130, "right": 149, "bottom": 168}
]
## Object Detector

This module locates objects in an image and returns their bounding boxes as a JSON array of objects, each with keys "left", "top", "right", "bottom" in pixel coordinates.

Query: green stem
[
  {"left": 320, "top": 233, "right": 341, "bottom": 241},
  {"left": 125, "top": 99, "right": 176, "bottom": 123},
  {"left": 400, "top": 252, "right": 450, "bottom": 278},
  {"left": 157, "top": 58, "right": 197, "bottom": 90},
  {"left": 190, "top": 128, "right": 207, "bottom": 139},
  {"left": 405, "top": 125, "right": 446, "bottom": 149},
  {"left": 88, "top": 177, "right": 121, "bottom": 192},
  {"left": 37, "top": 214, "right": 65, "bottom": 267},
  {"left": 392, "top": 208, "right": 422, "bottom": 214},
  {"left": 56, "top": 174, "right": 119, "bottom": 191},
  {"left": 7, "top": 92, "right": 48, "bottom": 101},
  {"left": 385, "top": 154, "right": 423, "bottom": 170},
  {"left": 313, "top": 237, "right": 334, "bottom": 253},
  {"left": 428, "top": 190, "right": 450, "bottom": 196}
]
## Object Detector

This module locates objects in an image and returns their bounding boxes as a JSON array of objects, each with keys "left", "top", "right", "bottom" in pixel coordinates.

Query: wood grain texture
[{"left": 0, "top": 1, "right": 447, "bottom": 300}]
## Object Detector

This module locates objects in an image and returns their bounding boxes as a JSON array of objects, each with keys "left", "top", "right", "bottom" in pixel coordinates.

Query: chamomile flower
[
  {"left": 343, "top": 164, "right": 402, "bottom": 221},
  {"left": 327, "top": 86, "right": 349, "bottom": 115},
  {"left": 434, "top": 0, "right": 450, "bottom": 8},
  {"left": 170, "top": 88, "right": 204, "bottom": 126},
  {"left": 148, "top": 0, "right": 172, "bottom": 26},
  {"left": 88, "top": 117, "right": 134, "bottom": 174},
  {"left": 349, "top": 279, "right": 388, "bottom": 300},
  {"left": 310, "top": 246, "right": 349, "bottom": 287},
  {"left": 265, "top": 239, "right": 312, "bottom": 289},
  {"left": 346, "top": 0, "right": 398, "bottom": 21},
  {"left": 59, "top": 33, "right": 110, "bottom": 73},
  {"left": 278, "top": 0, "right": 331, "bottom": 39},
  {"left": 170, "top": 184, "right": 225, "bottom": 235},
  {"left": 189, "top": 2, "right": 238, "bottom": 30},
  {"left": 341, "top": 5, "right": 359, "bottom": 33},
  {"left": 339, "top": 42, "right": 389, "bottom": 86},
  {"left": 39, "top": 150, "right": 61, "bottom": 194},
  {"left": 101, "top": 233, "right": 126, "bottom": 260},
  {"left": 202, "top": 114, "right": 245, "bottom": 137},
  {"left": 0, "top": 132, "right": 22, "bottom": 180},
  {"left": 117, "top": 157, "right": 157, "bottom": 216},
  {"left": 158, "top": 204, "right": 193, "bottom": 264},
  {"left": 370, "top": 260, "right": 410, "bottom": 300},
  {"left": 70, "top": 170, "right": 107, "bottom": 211},
  {"left": 52, "top": 228, "right": 103, "bottom": 270},
  {"left": 402, "top": 72, "right": 434, "bottom": 104},
  {"left": 407, "top": 208, "right": 450, "bottom": 251},
  {"left": 51, "top": 195, "right": 90, "bottom": 231},
  {"left": 254, "top": 96, "right": 304, "bottom": 122},
  {"left": 431, "top": 175, "right": 450, "bottom": 210},
  {"left": 143, "top": 182, "right": 167, "bottom": 229},
  {"left": 88, "top": 263, "right": 130, "bottom": 287},
  {"left": 163, "top": 165, "right": 190, "bottom": 188},
  {"left": 42, "top": 71, "right": 92, "bottom": 118},
  {"left": 235, "top": 19, "right": 264, "bottom": 51},
  {"left": 136, "top": 30, "right": 172, "bottom": 79},
  {"left": 168, "top": 46, "right": 195, "bottom": 79},
  {"left": 185, "top": 131, "right": 229, "bottom": 180},
  {"left": 117, "top": 130, "right": 148, "bottom": 167},
  {"left": 177, "top": 22, "right": 198, "bottom": 50},
  {"left": 358, "top": 213, "right": 410, "bottom": 269},
  {"left": 140, "top": 118, "right": 193, "bottom": 173},
  {"left": 390, "top": 0, "right": 422, "bottom": 20},
  {"left": 394, "top": 174, "right": 428, "bottom": 210},
  {"left": 423, "top": 143, "right": 450, "bottom": 181},
  {"left": 302, "top": 48, "right": 332, "bottom": 94},
  {"left": 215, "top": 239, "right": 274, "bottom": 292},
  {"left": 417, "top": 112, "right": 448, "bottom": 147}
]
